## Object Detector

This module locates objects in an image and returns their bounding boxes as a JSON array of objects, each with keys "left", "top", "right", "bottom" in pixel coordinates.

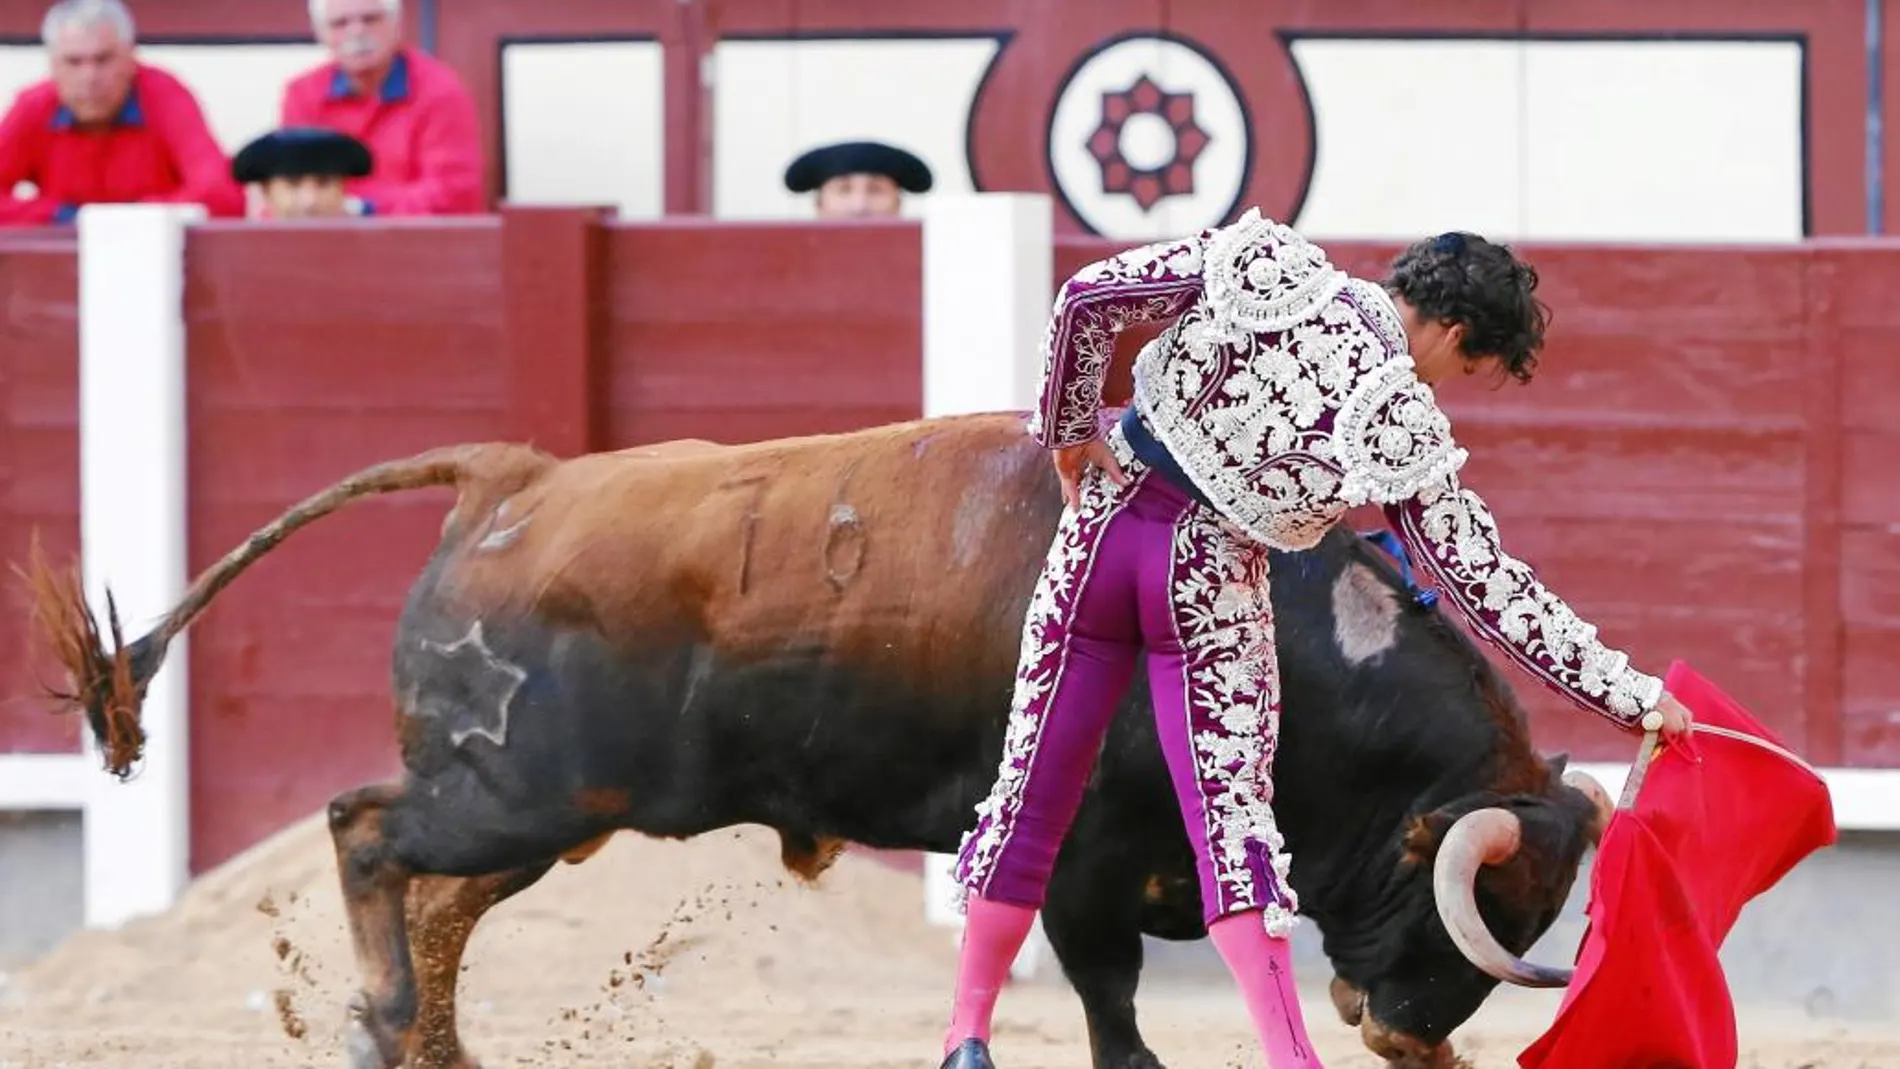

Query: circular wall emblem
[{"left": 1046, "top": 32, "right": 1252, "bottom": 241}]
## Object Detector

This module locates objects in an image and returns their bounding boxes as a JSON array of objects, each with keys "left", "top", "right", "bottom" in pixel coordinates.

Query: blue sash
[{"left": 1118, "top": 406, "right": 1214, "bottom": 510}]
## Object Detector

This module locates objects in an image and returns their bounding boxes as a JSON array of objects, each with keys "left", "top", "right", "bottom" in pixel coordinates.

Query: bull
[{"left": 21, "top": 411, "right": 1615, "bottom": 1069}]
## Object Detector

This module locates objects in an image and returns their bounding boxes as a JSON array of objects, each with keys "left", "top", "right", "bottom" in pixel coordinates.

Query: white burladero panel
[
  {"left": 920, "top": 194, "right": 1052, "bottom": 419},
  {"left": 74, "top": 204, "right": 197, "bottom": 930},
  {"left": 1288, "top": 37, "right": 1803, "bottom": 243},
  {"left": 711, "top": 36, "right": 1000, "bottom": 220},
  {"left": 501, "top": 40, "right": 665, "bottom": 218}
]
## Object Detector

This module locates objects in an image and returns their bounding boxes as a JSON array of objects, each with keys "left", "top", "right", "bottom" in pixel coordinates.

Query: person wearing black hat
[
  {"left": 782, "top": 139, "right": 933, "bottom": 219},
  {"left": 230, "top": 125, "right": 374, "bottom": 219}
]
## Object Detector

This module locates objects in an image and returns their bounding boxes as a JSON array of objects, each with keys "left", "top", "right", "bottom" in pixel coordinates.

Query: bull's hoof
[
  {"left": 940, "top": 1038, "right": 997, "bottom": 1069},
  {"left": 343, "top": 992, "right": 399, "bottom": 1069},
  {"left": 343, "top": 1018, "right": 388, "bottom": 1069},
  {"left": 1111, "top": 1050, "right": 1165, "bottom": 1069}
]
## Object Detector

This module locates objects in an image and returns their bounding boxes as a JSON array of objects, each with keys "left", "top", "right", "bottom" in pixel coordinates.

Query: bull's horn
[
  {"left": 1431, "top": 808, "right": 1573, "bottom": 989},
  {"left": 1561, "top": 768, "right": 1616, "bottom": 839}
]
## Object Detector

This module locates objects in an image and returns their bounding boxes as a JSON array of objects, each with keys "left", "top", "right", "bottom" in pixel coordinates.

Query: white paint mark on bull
[
  {"left": 478, "top": 496, "right": 533, "bottom": 551},
  {"left": 952, "top": 449, "right": 1032, "bottom": 569},
  {"left": 420, "top": 621, "right": 528, "bottom": 748},
  {"left": 678, "top": 645, "right": 714, "bottom": 721},
  {"left": 824, "top": 503, "right": 866, "bottom": 590},
  {"left": 1331, "top": 563, "right": 1400, "bottom": 665}
]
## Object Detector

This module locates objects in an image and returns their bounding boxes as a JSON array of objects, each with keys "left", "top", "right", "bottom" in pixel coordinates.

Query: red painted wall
[{"left": 0, "top": 220, "right": 1893, "bottom": 872}]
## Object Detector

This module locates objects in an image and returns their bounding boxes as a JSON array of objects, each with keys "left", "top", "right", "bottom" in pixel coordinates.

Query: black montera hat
[
  {"left": 232, "top": 126, "right": 374, "bottom": 184},
  {"left": 783, "top": 140, "right": 934, "bottom": 194}
]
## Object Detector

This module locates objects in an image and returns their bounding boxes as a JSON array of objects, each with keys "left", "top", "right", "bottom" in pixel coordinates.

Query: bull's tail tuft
[
  {"left": 11, "top": 442, "right": 541, "bottom": 779},
  {"left": 15, "top": 533, "right": 153, "bottom": 779}
]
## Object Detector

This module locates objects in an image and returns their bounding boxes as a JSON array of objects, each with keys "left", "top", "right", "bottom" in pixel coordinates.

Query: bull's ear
[
  {"left": 1546, "top": 751, "right": 1570, "bottom": 777},
  {"left": 1399, "top": 808, "right": 1460, "bottom": 869}
]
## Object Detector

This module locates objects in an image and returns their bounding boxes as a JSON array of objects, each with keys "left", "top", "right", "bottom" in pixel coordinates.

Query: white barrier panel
[
  {"left": 919, "top": 193, "right": 1054, "bottom": 980},
  {"left": 76, "top": 204, "right": 197, "bottom": 928},
  {"left": 921, "top": 193, "right": 1053, "bottom": 418}
]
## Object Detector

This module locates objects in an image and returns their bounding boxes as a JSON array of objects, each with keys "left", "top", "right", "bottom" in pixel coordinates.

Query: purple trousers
[{"left": 953, "top": 428, "right": 1300, "bottom": 936}]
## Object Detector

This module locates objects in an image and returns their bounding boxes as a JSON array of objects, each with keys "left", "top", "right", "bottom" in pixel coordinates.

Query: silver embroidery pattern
[
  {"left": 1395, "top": 481, "right": 1665, "bottom": 725},
  {"left": 1331, "top": 354, "right": 1470, "bottom": 507},
  {"left": 1340, "top": 274, "right": 1664, "bottom": 722},
  {"left": 1133, "top": 235, "right": 1393, "bottom": 552},
  {"left": 1167, "top": 507, "right": 1300, "bottom": 935},
  {"left": 1202, "top": 208, "right": 1348, "bottom": 335},
  {"left": 951, "top": 445, "right": 1143, "bottom": 906},
  {"left": 1030, "top": 236, "right": 1208, "bottom": 449}
]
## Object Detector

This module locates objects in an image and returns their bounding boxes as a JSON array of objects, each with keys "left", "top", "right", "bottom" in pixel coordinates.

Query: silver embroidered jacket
[{"left": 1026, "top": 208, "right": 1663, "bottom": 728}]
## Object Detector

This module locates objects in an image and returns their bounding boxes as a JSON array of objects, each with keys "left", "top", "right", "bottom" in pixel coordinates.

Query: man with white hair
[
  {"left": 0, "top": 0, "right": 242, "bottom": 224},
  {"left": 279, "top": 0, "right": 482, "bottom": 215}
]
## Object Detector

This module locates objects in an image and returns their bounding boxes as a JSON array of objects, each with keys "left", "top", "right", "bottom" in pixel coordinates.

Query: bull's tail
[{"left": 14, "top": 442, "right": 550, "bottom": 779}]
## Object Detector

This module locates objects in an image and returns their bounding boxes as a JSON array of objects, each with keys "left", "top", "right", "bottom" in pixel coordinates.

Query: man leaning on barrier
[{"left": 0, "top": 0, "right": 243, "bottom": 226}]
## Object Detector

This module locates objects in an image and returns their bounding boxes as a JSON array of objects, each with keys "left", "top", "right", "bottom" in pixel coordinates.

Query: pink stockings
[
  {"left": 942, "top": 897, "right": 1036, "bottom": 1053},
  {"left": 1206, "top": 911, "right": 1322, "bottom": 1066},
  {"left": 943, "top": 899, "right": 1323, "bottom": 1067}
]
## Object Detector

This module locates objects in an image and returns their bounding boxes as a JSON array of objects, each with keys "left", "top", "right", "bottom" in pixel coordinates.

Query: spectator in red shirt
[
  {"left": 280, "top": 0, "right": 484, "bottom": 216},
  {"left": 0, "top": 0, "right": 243, "bottom": 226}
]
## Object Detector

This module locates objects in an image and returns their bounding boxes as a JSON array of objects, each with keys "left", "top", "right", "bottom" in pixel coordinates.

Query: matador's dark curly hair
[{"left": 1383, "top": 231, "right": 1550, "bottom": 384}]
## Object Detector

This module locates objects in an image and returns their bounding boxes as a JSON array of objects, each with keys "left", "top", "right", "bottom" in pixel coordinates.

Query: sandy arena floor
[{"left": 1, "top": 817, "right": 1894, "bottom": 1069}]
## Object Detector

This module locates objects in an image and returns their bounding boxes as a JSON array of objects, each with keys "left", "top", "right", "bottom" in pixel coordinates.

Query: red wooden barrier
[
  {"left": 603, "top": 220, "right": 922, "bottom": 447},
  {"left": 0, "top": 236, "right": 81, "bottom": 755},
  {"left": 1, "top": 217, "right": 1894, "bottom": 873}
]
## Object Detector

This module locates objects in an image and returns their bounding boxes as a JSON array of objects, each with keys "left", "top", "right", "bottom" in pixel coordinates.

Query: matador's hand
[
  {"left": 1645, "top": 691, "right": 1694, "bottom": 741},
  {"left": 1052, "top": 440, "right": 1128, "bottom": 512}
]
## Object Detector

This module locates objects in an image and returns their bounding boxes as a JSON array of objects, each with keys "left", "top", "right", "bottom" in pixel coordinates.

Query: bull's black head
[{"left": 1327, "top": 753, "right": 1608, "bottom": 1067}]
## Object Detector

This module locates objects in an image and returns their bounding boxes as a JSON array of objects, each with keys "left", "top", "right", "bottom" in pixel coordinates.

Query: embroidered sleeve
[
  {"left": 1335, "top": 359, "right": 1663, "bottom": 726},
  {"left": 1384, "top": 479, "right": 1664, "bottom": 728},
  {"left": 1029, "top": 234, "right": 1209, "bottom": 449}
]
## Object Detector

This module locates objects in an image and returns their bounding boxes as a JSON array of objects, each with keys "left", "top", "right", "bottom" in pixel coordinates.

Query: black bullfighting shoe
[{"left": 939, "top": 1038, "right": 996, "bottom": 1069}]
